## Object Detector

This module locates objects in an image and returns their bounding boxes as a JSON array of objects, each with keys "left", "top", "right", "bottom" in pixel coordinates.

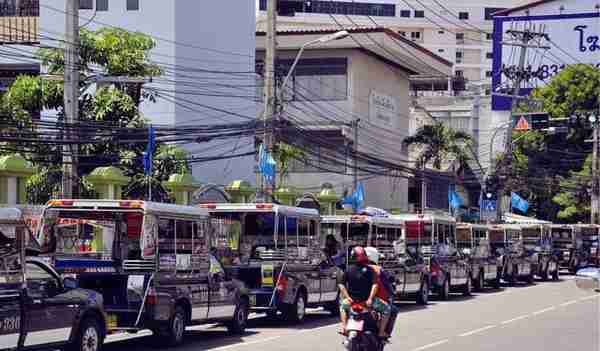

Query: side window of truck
[{"left": 26, "top": 262, "right": 59, "bottom": 299}]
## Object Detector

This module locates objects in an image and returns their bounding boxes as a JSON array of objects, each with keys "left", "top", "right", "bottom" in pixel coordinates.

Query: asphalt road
[{"left": 103, "top": 275, "right": 599, "bottom": 351}]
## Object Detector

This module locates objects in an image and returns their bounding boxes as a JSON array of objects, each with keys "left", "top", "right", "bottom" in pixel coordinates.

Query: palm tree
[{"left": 403, "top": 123, "right": 473, "bottom": 170}]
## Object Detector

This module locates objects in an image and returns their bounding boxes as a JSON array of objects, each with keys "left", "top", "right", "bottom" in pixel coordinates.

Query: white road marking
[
  {"left": 579, "top": 295, "right": 600, "bottom": 301},
  {"left": 500, "top": 315, "right": 529, "bottom": 325},
  {"left": 560, "top": 300, "right": 578, "bottom": 307},
  {"left": 411, "top": 339, "right": 449, "bottom": 351},
  {"left": 458, "top": 325, "right": 497, "bottom": 337},
  {"left": 298, "top": 324, "right": 339, "bottom": 333},
  {"left": 532, "top": 306, "right": 556, "bottom": 315},
  {"left": 210, "top": 336, "right": 283, "bottom": 350}
]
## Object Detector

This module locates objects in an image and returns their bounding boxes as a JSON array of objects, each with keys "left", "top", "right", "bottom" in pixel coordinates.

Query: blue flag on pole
[
  {"left": 511, "top": 192, "right": 529, "bottom": 213},
  {"left": 343, "top": 182, "right": 365, "bottom": 211},
  {"left": 448, "top": 185, "right": 464, "bottom": 210},
  {"left": 143, "top": 125, "right": 156, "bottom": 176},
  {"left": 258, "top": 144, "right": 276, "bottom": 184}
]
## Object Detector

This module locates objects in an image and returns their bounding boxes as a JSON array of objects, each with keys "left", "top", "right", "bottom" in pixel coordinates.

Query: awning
[{"left": 503, "top": 213, "right": 551, "bottom": 224}]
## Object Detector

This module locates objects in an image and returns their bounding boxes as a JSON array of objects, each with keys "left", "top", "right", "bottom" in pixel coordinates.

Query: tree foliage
[
  {"left": 2, "top": 27, "right": 189, "bottom": 204},
  {"left": 403, "top": 123, "right": 473, "bottom": 170}
]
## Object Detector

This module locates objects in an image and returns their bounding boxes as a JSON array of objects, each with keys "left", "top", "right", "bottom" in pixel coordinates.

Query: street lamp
[{"left": 278, "top": 30, "right": 349, "bottom": 102}]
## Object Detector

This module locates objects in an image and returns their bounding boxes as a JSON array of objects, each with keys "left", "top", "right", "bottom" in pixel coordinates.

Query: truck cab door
[
  {"left": 22, "top": 261, "right": 77, "bottom": 348},
  {"left": 0, "top": 247, "right": 24, "bottom": 350}
]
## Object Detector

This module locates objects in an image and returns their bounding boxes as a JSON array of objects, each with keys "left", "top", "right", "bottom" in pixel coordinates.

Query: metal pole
[
  {"left": 420, "top": 159, "right": 426, "bottom": 212},
  {"left": 353, "top": 119, "right": 360, "bottom": 191},
  {"left": 593, "top": 122, "right": 599, "bottom": 224},
  {"left": 62, "top": 0, "right": 79, "bottom": 198}
]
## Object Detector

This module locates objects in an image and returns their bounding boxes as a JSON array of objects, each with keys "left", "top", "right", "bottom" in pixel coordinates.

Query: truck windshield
[
  {"left": 38, "top": 209, "right": 144, "bottom": 260},
  {"left": 551, "top": 228, "right": 573, "bottom": 241}
]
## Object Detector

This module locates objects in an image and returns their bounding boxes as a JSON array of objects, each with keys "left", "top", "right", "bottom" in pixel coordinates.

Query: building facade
[
  {"left": 256, "top": 27, "right": 452, "bottom": 210},
  {"left": 39, "top": 0, "right": 257, "bottom": 185}
]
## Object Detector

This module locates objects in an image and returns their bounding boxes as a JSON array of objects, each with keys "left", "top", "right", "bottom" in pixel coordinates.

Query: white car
[{"left": 575, "top": 267, "right": 600, "bottom": 292}]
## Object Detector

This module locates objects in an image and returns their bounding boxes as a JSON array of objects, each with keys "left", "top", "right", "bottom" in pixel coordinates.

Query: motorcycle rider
[
  {"left": 339, "top": 246, "right": 391, "bottom": 339},
  {"left": 365, "top": 246, "right": 398, "bottom": 337}
]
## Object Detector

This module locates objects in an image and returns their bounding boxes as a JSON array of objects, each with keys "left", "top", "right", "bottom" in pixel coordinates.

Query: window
[
  {"left": 80, "top": 0, "right": 93, "bottom": 10},
  {"left": 486, "top": 33, "right": 493, "bottom": 40},
  {"left": 486, "top": 70, "right": 493, "bottom": 77},
  {"left": 486, "top": 52, "right": 493, "bottom": 59},
  {"left": 400, "top": 9, "right": 411, "bottom": 17},
  {"left": 26, "top": 262, "right": 58, "bottom": 298},
  {"left": 438, "top": 30, "right": 445, "bottom": 34},
  {"left": 96, "top": 0, "right": 108, "bottom": 11},
  {"left": 399, "top": 31, "right": 406, "bottom": 37},
  {"left": 414, "top": 10, "right": 425, "bottom": 18},
  {"left": 455, "top": 70, "right": 464, "bottom": 77},
  {"left": 485, "top": 7, "right": 507, "bottom": 20},
  {"left": 458, "top": 12, "right": 469, "bottom": 20},
  {"left": 438, "top": 49, "right": 445, "bottom": 53},
  {"left": 456, "top": 33, "right": 465, "bottom": 40},
  {"left": 126, "top": 0, "right": 139, "bottom": 11},
  {"left": 456, "top": 51, "right": 463, "bottom": 58},
  {"left": 411, "top": 31, "right": 421, "bottom": 40},
  {"left": 262, "top": 1, "right": 395, "bottom": 17}
]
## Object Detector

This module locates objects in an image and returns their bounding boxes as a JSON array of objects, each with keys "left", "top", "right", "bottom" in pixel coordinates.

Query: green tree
[
  {"left": 2, "top": 27, "right": 188, "bottom": 204},
  {"left": 553, "top": 155, "right": 591, "bottom": 223},
  {"left": 273, "top": 142, "right": 305, "bottom": 185},
  {"left": 403, "top": 123, "right": 473, "bottom": 170}
]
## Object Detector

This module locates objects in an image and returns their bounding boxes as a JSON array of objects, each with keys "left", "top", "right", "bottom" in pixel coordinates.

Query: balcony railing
[{"left": 0, "top": 15, "right": 38, "bottom": 43}]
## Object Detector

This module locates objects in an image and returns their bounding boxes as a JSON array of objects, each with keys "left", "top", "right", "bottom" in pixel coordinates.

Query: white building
[
  {"left": 39, "top": 0, "right": 257, "bottom": 185},
  {"left": 256, "top": 27, "right": 452, "bottom": 210}
]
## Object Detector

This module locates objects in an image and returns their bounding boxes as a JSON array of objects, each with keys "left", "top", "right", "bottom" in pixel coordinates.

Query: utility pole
[
  {"left": 62, "top": 0, "right": 79, "bottom": 198},
  {"left": 592, "top": 116, "right": 599, "bottom": 224},
  {"left": 352, "top": 119, "right": 360, "bottom": 190},
  {"left": 497, "top": 26, "right": 549, "bottom": 221},
  {"left": 420, "top": 159, "right": 426, "bottom": 213},
  {"left": 259, "top": 0, "right": 277, "bottom": 200}
]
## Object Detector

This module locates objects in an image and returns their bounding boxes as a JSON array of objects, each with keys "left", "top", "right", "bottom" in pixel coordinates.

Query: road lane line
[
  {"left": 579, "top": 295, "right": 600, "bottom": 301},
  {"left": 500, "top": 315, "right": 529, "bottom": 325},
  {"left": 458, "top": 325, "right": 496, "bottom": 337},
  {"left": 411, "top": 339, "right": 449, "bottom": 351},
  {"left": 210, "top": 336, "right": 283, "bottom": 350},
  {"left": 532, "top": 306, "right": 556, "bottom": 315},
  {"left": 298, "top": 324, "right": 339, "bottom": 333},
  {"left": 560, "top": 300, "right": 578, "bottom": 307}
]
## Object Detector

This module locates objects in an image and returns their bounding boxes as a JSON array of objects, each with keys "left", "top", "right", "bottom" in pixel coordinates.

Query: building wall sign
[
  {"left": 492, "top": 12, "right": 600, "bottom": 111},
  {"left": 369, "top": 90, "right": 397, "bottom": 126}
]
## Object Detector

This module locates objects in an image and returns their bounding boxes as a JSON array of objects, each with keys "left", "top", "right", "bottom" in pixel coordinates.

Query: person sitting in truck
[
  {"left": 324, "top": 234, "right": 345, "bottom": 267},
  {"left": 338, "top": 246, "right": 391, "bottom": 339}
]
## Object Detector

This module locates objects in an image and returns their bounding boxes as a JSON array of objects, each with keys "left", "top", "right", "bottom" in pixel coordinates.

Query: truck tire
[
  {"left": 438, "top": 277, "right": 450, "bottom": 300},
  {"left": 552, "top": 268, "right": 560, "bottom": 281},
  {"left": 157, "top": 305, "right": 186, "bottom": 346},
  {"left": 227, "top": 299, "right": 249, "bottom": 335},
  {"left": 540, "top": 266, "right": 549, "bottom": 281},
  {"left": 473, "top": 270, "right": 484, "bottom": 292},
  {"left": 285, "top": 291, "right": 307, "bottom": 324},
  {"left": 416, "top": 280, "right": 429, "bottom": 305},
  {"left": 69, "top": 317, "right": 103, "bottom": 351},
  {"left": 463, "top": 276, "right": 472, "bottom": 296}
]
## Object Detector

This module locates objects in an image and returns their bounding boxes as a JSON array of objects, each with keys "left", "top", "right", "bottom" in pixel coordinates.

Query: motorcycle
[{"left": 342, "top": 303, "right": 386, "bottom": 351}]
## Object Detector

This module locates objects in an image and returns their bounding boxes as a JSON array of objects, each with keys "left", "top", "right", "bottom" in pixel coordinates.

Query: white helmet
[{"left": 365, "top": 246, "right": 383, "bottom": 264}]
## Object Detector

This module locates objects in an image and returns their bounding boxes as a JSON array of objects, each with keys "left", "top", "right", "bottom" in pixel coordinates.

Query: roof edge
[{"left": 493, "top": 0, "right": 555, "bottom": 16}]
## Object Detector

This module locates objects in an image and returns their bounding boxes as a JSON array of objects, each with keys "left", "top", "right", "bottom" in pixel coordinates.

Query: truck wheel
[
  {"left": 527, "top": 273, "right": 535, "bottom": 284},
  {"left": 227, "top": 299, "right": 249, "bottom": 335},
  {"left": 285, "top": 291, "right": 306, "bottom": 324},
  {"left": 69, "top": 317, "right": 103, "bottom": 351},
  {"left": 463, "top": 276, "right": 472, "bottom": 297},
  {"left": 158, "top": 305, "right": 186, "bottom": 346},
  {"left": 416, "top": 280, "right": 429, "bottom": 305},
  {"left": 540, "top": 268, "right": 549, "bottom": 281},
  {"left": 493, "top": 275, "right": 501, "bottom": 289},
  {"left": 438, "top": 277, "right": 450, "bottom": 300},
  {"left": 473, "top": 270, "right": 484, "bottom": 292},
  {"left": 552, "top": 268, "right": 560, "bottom": 281}
]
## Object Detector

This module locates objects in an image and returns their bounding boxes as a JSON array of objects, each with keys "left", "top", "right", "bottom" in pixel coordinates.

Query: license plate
[
  {"left": 347, "top": 319, "right": 364, "bottom": 331},
  {"left": 106, "top": 314, "right": 117, "bottom": 330},
  {"left": 249, "top": 295, "right": 257, "bottom": 307}
]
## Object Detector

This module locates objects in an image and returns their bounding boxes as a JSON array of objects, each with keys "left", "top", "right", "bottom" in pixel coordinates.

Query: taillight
[
  {"left": 119, "top": 200, "right": 143, "bottom": 208},
  {"left": 276, "top": 275, "right": 288, "bottom": 293},
  {"left": 48, "top": 199, "right": 74, "bottom": 206},
  {"left": 256, "top": 203, "right": 273, "bottom": 209},
  {"left": 199, "top": 204, "right": 216, "bottom": 209},
  {"left": 146, "top": 288, "right": 157, "bottom": 305}
]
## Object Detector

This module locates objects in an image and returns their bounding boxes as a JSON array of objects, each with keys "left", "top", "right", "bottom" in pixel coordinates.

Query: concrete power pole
[
  {"left": 62, "top": 0, "right": 79, "bottom": 198},
  {"left": 260, "top": 0, "right": 277, "bottom": 199},
  {"left": 497, "top": 27, "right": 549, "bottom": 221},
  {"left": 353, "top": 119, "right": 360, "bottom": 191},
  {"left": 592, "top": 118, "right": 599, "bottom": 224}
]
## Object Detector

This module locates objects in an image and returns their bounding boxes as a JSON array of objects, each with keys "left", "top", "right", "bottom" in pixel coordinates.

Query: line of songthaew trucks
[{"left": 1, "top": 200, "right": 598, "bottom": 351}]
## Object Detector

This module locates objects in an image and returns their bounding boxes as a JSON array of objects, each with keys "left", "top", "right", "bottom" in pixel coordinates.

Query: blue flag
[
  {"left": 343, "top": 182, "right": 365, "bottom": 211},
  {"left": 511, "top": 192, "right": 529, "bottom": 213},
  {"left": 258, "top": 144, "right": 276, "bottom": 184},
  {"left": 143, "top": 125, "right": 156, "bottom": 176},
  {"left": 448, "top": 185, "right": 464, "bottom": 210}
]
